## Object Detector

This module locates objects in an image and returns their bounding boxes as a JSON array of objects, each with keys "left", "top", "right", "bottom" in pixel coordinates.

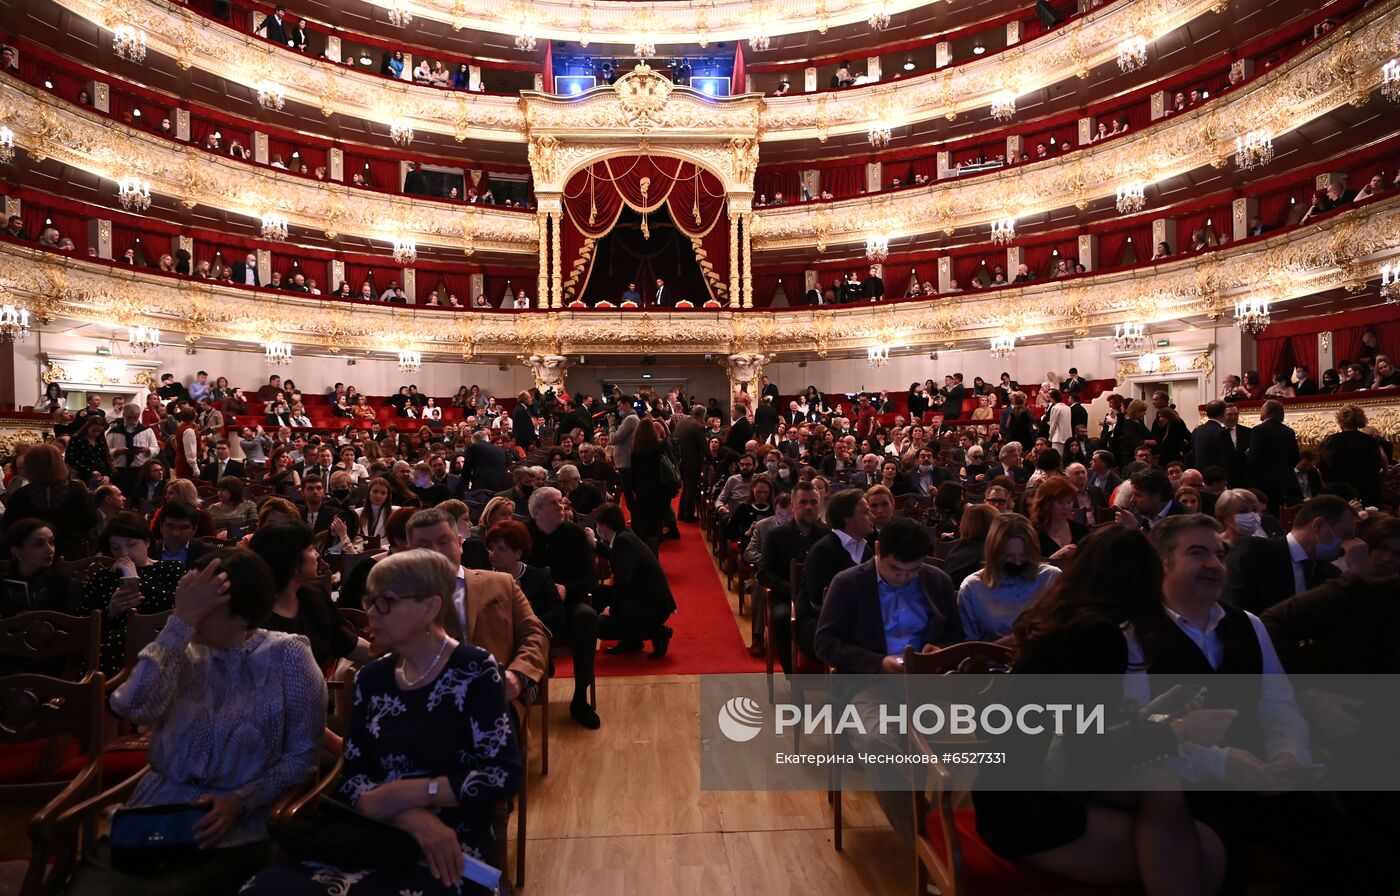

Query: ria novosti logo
[{"left": 717, "top": 696, "right": 764, "bottom": 742}]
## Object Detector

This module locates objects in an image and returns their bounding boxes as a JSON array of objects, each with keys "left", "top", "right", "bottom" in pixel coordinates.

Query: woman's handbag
[
  {"left": 272, "top": 796, "right": 423, "bottom": 870},
  {"left": 109, "top": 802, "right": 210, "bottom": 870}
]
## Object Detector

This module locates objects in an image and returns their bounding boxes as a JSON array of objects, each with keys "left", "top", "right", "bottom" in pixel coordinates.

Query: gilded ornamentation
[
  {"left": 613, "top": 65, "right": 673, "bottom": 132},
  {"left": 521, "top": 354, "right": 569, "bottom": 390}
]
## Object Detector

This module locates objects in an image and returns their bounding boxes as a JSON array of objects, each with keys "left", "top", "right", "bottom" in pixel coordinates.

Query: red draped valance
[{"left": 560, "top": 156, "right": 730, "bottom": 304}]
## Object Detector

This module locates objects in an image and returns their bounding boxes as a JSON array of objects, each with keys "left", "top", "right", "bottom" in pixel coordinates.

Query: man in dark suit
[
  {"left": 1286, "top": 449, "right": 1323, "bottom": 504},
  {"left": 1129, "top": 468, "right": 1191, "bottom": 530},
  {"left": 512, "top": 391, "right": 537, "bottom": 450},
  {"left": 760, "top": 376, "right": 780, "bottom": 404},
  {"left": 753, "top": 396, "right": 779, "bottom": 443},
  {"left": 299, "top": 475, "right": 357, "bottom": 539},
  {"left": 1293, "top": 364, "right": 1319, "bottom": 396},
  {"left": 789, "top": 489, "right": 874, "bottom": 673},
  {"left": 594, "top": 503, "right": 675, "bottom": 658},
  {"left": 258, "top": 5, "right": 289, "bottom": 45},
  {"left": 230, "top": 253, "right": 260, "bottom": 288},
  {"left": 1065, "top": 462, "right": 1108, "bottom": 525},
  {"left": 153, "top": 501, "right": 215, "bottom": 567},
  {"left": 1247, "top": 400, "right": 1300, "bottom": 514},
  {"left": 556, "top": 465, "right": 605, "bottom": 516},
  {"left": 1226, "top": 495, "right": 1356, "bottom": 614},
  {"left": 198, "top": 440, "right": 247, "bottom": 485},
  {"left": 652, "top": 277, "right": 671, "bottom": 307},
  {"left": 724, "top": 405, "right": 754, "bottom": 455},
  {"left": 988, "top": 442, "right": 1031, "bottom": 486},
  {"left": 782, "top": 400, "right": 805, "bottom": 427},
  {"left": 1222, "top": 404, "right": 1252, "bottom": 488},
  {"left": 938, "top": 374, "right": 967, "bottom": 426},
  {"left": 861, "top": 265, "right": 885, "bottom": 301},
  {"left": 762, "top": 482, "right": 830, "bottom": 669},
  {"left": 1060, "top": 367, "right": 1085, "bottom": 398},
  {"left": 673, "top": 406, "right": 708, "bottom": 522},
  {"left": 464, "top": 429, "right": 510, "bottom": 493},
  {"left": 1191, "top": 400, "right": 1231, "bottom": 473}
]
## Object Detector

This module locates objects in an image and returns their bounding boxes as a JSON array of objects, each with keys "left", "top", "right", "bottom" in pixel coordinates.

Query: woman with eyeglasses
[{"left": 244, "top": 549, "right": 521, "bottom": 895}]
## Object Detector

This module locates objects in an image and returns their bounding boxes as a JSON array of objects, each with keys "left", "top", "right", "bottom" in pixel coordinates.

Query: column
[
  {"left": 1077, "top": 117, "right": 1093, "bottom": 146},
  {"left": 935, "top": 151, "right": 951, "bottom": 180},
  {"left": 935, "top": 41, "right": 950, "bottom": 69},
  {"left": 937, "top": 256, "right": 952, "bottom": 293},
  {"left": 256, "top": 249, "right": 272, "bottom": 285},
  {"left": 329, "top": 148, "right": 344, "bottom": 182},
  {"left": 803, "top": 67, "right": 817, "bottom": 92},
  {"left": 1006, "top": 21, "right": 1021, "bottom": 46},
  {"left": 550, "top": 210, "right": 563, "bottom": 309},
  {"left": 741, "top": 213, "right": 754, "bottom": 309},
  {"left": 88, "top": 219, "right": 113, "bottom": 259},
  {"left": 1232, "top": 197, "right": 1259, "bottom": 242},
  {"left": 866, "top": 57, "right": 881, "bottom": 82},
  {"left": 325, "top": 36, "right": 341, "bottom": 63},
  {"left": 728, "top": 213, "right": 740, "bottom": 308},
  {"left": 174, "top": 109, "right": 191, "bottom": 142},
  {"left": 1149, "top": 92, "right": 1168, "bottom": 121},
  {"left": 403, "top": 269, "right": 417, "bottom": 303},
  {"left": 253, "top": 132, "right": 269, "bottom": 165},
  {"left": 91, "top": 82, "right": 110, "bottom": 113},
  {"left": 865, "top": 162, "right": 882, "bottom": 193},
  {"left": 1151, "top": 218, "right": 1175, "bottom": 255},
  {"left": 800, "top": 170, "right": 818, "bottom": 201},
  {"left": 3, "top": 197, "right": 19, "bottom": 223},
  {"left": 400, "top": 161, "right": 413, "bottom": 194},
  {"left": 1006, "top": 246, "right": 1025, "bottom": 278},
  {"left": 536, "top": 213, "right": 549, "bottom": 309},
  {"left": 401, "top": 55, "right": 413, "bottom": 81},
  {"left": 470, "top": 273, "right": 484, "bottom": 305},
  {"left": 1077, "top": 234, "right": 1098, "bottom": 271},
  {"left": 331, "top": 260, "right": 345, "bottom": 290},
  {"left": 1005, "top": 135, "right": 1022, "bottom": 163},
  {"left": 469, "top": 65, "right": 482, "bottom": 91},
  {"left": 1318, "top": 331, "right": 1334, "bottom": 375},
  {"left": 804, "top": 269, "right": 819, "bottom": 304},
  {"left": 522, "top": 354, "right": 569, "bottom": 392},
  {"left": 725, "top": 353, "right": 769, "bottom": 401},
  {"left": 533, "top": 73, "right": 544, "bottom": 91},
  {"left": 1315, "top": 171, "right": 1347, "bottom": 191}
]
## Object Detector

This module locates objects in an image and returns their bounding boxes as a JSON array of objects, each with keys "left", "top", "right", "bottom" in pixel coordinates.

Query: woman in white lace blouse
[{"left": 65, "top": 549, "right": 326, "bottom": 896}]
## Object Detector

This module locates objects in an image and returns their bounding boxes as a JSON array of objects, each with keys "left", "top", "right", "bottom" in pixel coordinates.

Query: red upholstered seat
[
  {"left": 926, "top": 808, "right": 1144, "bottom": 895},
  {"left": 0, "top": 740, "right": 82, "bottom": 785},
  {"left": 54, "top": 734, "right": 148, "bottom": 781}
]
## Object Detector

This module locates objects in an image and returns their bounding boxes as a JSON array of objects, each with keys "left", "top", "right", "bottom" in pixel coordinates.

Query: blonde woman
[
  {"left": 150, "top": 478, "right": 216, "bottom": 537},
  {"left": 469, "top": 496, "right": 516, "bottom": 540},
  {"left": 956, "top": 512, "right": 1059, "bottom": 639}
]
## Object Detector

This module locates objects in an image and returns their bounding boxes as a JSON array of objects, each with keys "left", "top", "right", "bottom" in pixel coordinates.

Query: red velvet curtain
[
  {"left": 111, "top": 224, "right": 170, "bottom": 266},
  {"left": 347, "top": 155, "right": 400, "bottom": 191},
  {"left": 732, "top": 43, "right": 746, "bottom": 92},
  {"left": 816, "top": 162, "right": 864, "bottom": 199},
  {"left": 23, "top": 202, "right": 88, "bottom": 252},
  {"left": 1288, "top": 334, "right": 1318, "bottom": 377},
  {"left": 422, "top": 271, "right": 473, "bottom": 304},
  {"left": 1255, "top": 335, "right": 1289, "bottom": 384},
  {"left": 754, "top": 170, "right": 801, "bottom": 203},
  {"left": 560, "top": 156, "right": 729, "bottom": 303},
  {"left": 484, "top": 274, "right": 518, "bottom": 306},
  {"left": 909, "top": 155, "right": 938, "bottom": 181},
  {"left": 1175, "top": 205, "right": 1230, "bottom": 251}
]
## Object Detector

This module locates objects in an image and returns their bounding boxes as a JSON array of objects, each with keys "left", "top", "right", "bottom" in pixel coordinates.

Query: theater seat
[
  {"left": 925, "top": 807, "right": 1143, "bottom": 895},
  {"left": 54, "top": 735, "right": 149, "bottom": 782},
  {"left": 0, "top": 740, "right": 81, "bottom": 785}
]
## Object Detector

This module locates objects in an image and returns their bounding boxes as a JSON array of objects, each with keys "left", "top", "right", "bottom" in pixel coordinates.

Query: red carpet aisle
[{"left": 550, "top": 512, "right": 767, "bottom": 678}]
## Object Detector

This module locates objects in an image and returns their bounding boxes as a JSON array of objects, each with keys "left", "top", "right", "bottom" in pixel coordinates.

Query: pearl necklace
[{"left": 397, "top": 637, "right": 453, "bottom": 688}]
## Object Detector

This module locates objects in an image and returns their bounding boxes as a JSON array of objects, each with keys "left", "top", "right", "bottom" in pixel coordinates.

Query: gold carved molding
[
  {"left": 0, "top": 418, "right": 53, "bottom": 459},
  {"left": 753, "top": 0, "right": 1400, "bottom": 250},
  {"left": 0, "top": 194, "right": 1396, "bottom": 361},
  {"left": 0, "top": 75, "right": 536, "bottom": 256}
]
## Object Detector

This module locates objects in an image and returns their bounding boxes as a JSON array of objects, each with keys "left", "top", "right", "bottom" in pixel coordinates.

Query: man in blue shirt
[{"left": 621, "top": 282, "right": 641, "bottom": 304}]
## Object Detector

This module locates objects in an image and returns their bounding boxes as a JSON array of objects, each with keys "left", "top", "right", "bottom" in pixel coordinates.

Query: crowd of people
[{"left": 1, "top": 352, "right": 1398, "bottom": 893}]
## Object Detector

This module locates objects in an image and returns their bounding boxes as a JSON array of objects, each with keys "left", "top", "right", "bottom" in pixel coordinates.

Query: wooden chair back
[
  {"left": 0, "top": 611, "right": 101, "bottom": 678},
  {"left": 67, "top": 556, "right": 117, "bottom": 588},
  {"left": 0, "top": 672, "right": 106, "bottom": 793},
  {"left": 122, "top": 610, "right": 173, "bottom": 669},
  {"left": 903, "top": 641, "right": 1013, "bottom": 675}
]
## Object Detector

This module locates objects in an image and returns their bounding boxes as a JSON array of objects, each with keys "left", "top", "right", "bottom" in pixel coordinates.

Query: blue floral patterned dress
[{"left": 243, "top": 642, "right": 521, "bottom": 895}]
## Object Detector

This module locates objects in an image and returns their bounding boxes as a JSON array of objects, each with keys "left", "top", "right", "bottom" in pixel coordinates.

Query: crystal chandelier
[
  {"left": 255, "top": 82, "right": 285, "bottom": 112},
  {"left": 260, "top": 212, "right": 289, "bottom": 241},
  {"left": 1384, "top": 60, "right": 1400, "bottom": 103},
  {"left": 1113, "top": 321, "right": 1145, "bottom": 351},
  {"left": 0, "top": 304, "right": 31, "bottom": 343},
  {"left": 867, "top": 3, "right": 891, "bottom": 30},
  {"left": 514, "top": 26, "right": 537, "bottom": 52},
  {"left": 0, "top": 126, "right": 14, "bottom": 164},
  {"left": 385, "top": 0, "right": 412, "bottom": 27},
  {"left": 1137, "top": 350, "right": 1162, "bottom": 374},
  {"left": 867, "top": 344, "right": 891, "bottom": 367},
  {"left": 1117, "top": 37, "right": 1147, "bottom": 73},
  {"left": 1234, "top": 131, "right": 1273, "bottom": 171},
  {"left": 990, "top": 335, "right": 1016, "bottom": 359},
  {"left": 749, "top": 30, "right": 771, "bottom": 52},
  {"left": 113, "top": 25, "right": 147, "bottom": 63},
  {"left": 1233, "top": 296, "right": 1270, "bottom": 334},
  {"left": 865, "top": 235, "right": 889, "bottom": 262},
  {"left": 392, "top": 236, "right": 417, "bottom": 265},
  {"left": 1115, "top": 183, "right": 1146, "bottom": 214},
  {"left": 117, "top": 177, "right": 152, "bottom": 212},
  {"left": 397, "top": 348, "right": 422, "bottom": 373},
  {"left": 990, "top": 218, "right": 1016, "bottom": 245},
  {"left": 990, "top": 92, "right": 1016, "bottom": 122},
  {"left": 128, "top": 325, "right": 160, "bottom": 353},
  {"left": 263, "top": 340, "right": 292, "bottom": 365},
  {"left": 1381, "top": 263, "right": 1400, "bottom": 303},
  {"left": 867, "top": 123, "right": 892, "bottom": 148},
  {"left": 634, "top": 38, "right": 657, "bottom": 59},
  {"left": 388, "top": 121, "right": 414, "bottom": 147}
]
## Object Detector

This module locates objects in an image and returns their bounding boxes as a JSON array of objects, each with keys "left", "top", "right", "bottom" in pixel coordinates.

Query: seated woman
[
  {"left": 972, "top": 526, "right": 1227, "bottom": 894},
  {"left": 960, "top": 444, "right": 989, "bottom": 482},
  {"left": 1151, "top": 241, "right": 1172, "bottom": 260},
  {"left": 79, "top": 513, "right": 188, "bottom": 675},
  {"left": 1, "top": 518, "right": 74, "bottom": 617},
  {"left": 724, "top": 474, "right": 775, "bottom": 549},
  {"left": 351, "top": 395, "right": 376, "bottom": 420},
  {"left": 1214, "top": 487, "right": 1269, "bottom": 550},
  {"left": 207, "top": 477, "right": 258, "bottom": 536},
  {"left": 943, "top": 503, "right": 997, "bottom": 585},
  {"left": 468, "top": 496, "right": 516, "bottom": 541},
  {"left": 65, "top": 550, "right": 326, "bottom": 896},
  {"left": 266, "top": 450, "right": 303, "bottom": 498},
  {"left": 878, "top": 458, "right": 914, "bottom": 496},
  {"left": 244, "top": 549, "right": 521, "bottom": 896},
  {"left": 151, "top": 479, "right": 216, "bottom": 537},
  {"left": 1030, "top": 476, "right": 1089, "bottom": 562},
  {"left": 1174, "top": 486, "right": 1201, "bottom": 513},
  {"left": 956, "top": 512, "right": 1059, "bottom": 640},
  {"left": 249, "top": 522, "right": 370, "bottom": 671}
]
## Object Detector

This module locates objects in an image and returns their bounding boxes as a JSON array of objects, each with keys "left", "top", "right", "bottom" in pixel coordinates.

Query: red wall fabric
[{"left": 815, "top": 163, "right": 865, "bottom": 200}]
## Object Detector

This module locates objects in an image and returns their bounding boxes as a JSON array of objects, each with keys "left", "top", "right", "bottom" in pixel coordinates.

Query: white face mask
[
  {"left": 778, "top": 468, "right": 791, "bottom": 480},
  {"left": 1233, "top": 512, "right": 1261, "bottom": 534}
]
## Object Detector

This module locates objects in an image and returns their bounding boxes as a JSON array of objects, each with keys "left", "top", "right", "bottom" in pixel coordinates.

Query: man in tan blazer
[{"left": 406, "top": 508, "right": 549, "bottom": 720}]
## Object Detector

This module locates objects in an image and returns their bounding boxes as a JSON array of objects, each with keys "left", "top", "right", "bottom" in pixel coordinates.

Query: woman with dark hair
[
  {"left": 943, "top": 503, "right": 997, "bottom": 585},
  {"left": 907, "top": 382, "right": 928, "bottom": 419},
  {"left": 65, "top": 549, "right": 325, "bottom": 896},
  {"left": 922, "top": 480, "right": 964, "bottom": 537},
  {"left": 1153, "top": 407, "right": 1191, "bottom": 465},
  {"left": 627, "top": 414, "right": 669, "bottom": 550},
  {"left": 973, "top": 525, "right": 1228, "bottom": 894},
  {"left": 133, "top": 458, "right": 168, "bottom": 514},
  {"left": 1030, "top": 476, "right": 1089, "bottom": 561},
  {"left": 356, "top": 477, "right": 398, "bottom": 547},
  {"left": 725, "top": 474, "right": 775, "bottom": 550},
  {"left": 38, "top": 382, "right": 66, "bottom": 414},
  {"left": 2, "top": 519, "right": 73, "bottom": 617},
  {"left": 79, "top": 512, "right": 187, "bottom": 675},
  {"left": 249, "top": 522, "right": 369, "bottom": 670},
  {"left": 266, "top": 448, "right": 302, "bottom": 498},
  {"left": 208, "top": 476, "right": 257, "bottom": 533},
  {"left": 64, "top": 414, "right": 114, "bottom": 482},
  {"left": 956, "top": 512, "right": 1059, "bottom": 640},
  {"left": 1320, "top": 404, "right": 1388, "bottom": 506},
  {"left": 879, "top": 458, "right": 913, "bottom": 496},
  {"left": 3, "top": 443, "right": 100, "bottom": 559}
]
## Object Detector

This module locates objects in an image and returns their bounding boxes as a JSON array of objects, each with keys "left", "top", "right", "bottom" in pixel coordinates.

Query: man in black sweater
[
  {"left": 761, "top": 482, "right": 829, "bottom": 671},
  {"left": 776, "top": 488, "right": 873, "bottom": 673}
]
